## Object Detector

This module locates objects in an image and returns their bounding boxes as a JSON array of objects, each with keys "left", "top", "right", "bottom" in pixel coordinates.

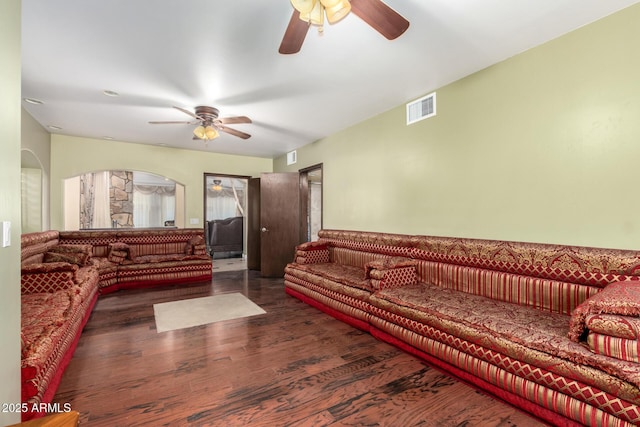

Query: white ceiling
[{"left": 21, "top": 0, "right": 640, "bottom": 159}]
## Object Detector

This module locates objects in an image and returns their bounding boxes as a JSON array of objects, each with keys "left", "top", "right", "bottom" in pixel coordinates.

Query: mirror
[
  {"left": 203, "top": 174, "right": 249, "bottom": 258},
  {"left": 63, "top": 171, "right": 184, "bottom": 230}
]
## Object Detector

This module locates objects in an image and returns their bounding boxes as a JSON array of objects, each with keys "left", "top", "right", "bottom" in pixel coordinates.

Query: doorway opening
[
  {"left": 203, "top": 173, "right": 249, "bottom": 259},
  {"left": 299, "top": 164, "right": 323, "bottom": 242},
  {"left": 63, "top": 171, "right": 184, "bottom": 230}
]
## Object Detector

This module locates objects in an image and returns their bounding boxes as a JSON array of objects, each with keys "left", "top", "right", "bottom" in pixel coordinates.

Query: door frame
[
  {"left": 299, "top": 163, "right": 323, "bottom": 243},
  {"left": 202, "top": 173, "right": 251, "bottom": 255}
]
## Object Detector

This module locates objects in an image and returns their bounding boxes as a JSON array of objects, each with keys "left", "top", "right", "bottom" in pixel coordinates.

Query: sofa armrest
[
  {"left": 365, "top": 257, "right": 417, "bottom": 290},
  {"left": 294, "top": 241, "right": 330, "bottom": 264},
  {"left": 21, "top": 262, "right": 78, "bottom": 294}
]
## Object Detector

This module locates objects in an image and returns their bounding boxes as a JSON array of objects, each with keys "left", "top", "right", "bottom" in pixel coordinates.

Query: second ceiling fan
[{"left": 279, "top": 0, "right": 410, "bottom": 54}]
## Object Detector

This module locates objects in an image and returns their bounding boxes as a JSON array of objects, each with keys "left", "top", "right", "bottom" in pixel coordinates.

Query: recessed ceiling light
[
  {"left": 103, "top": 136, "right": 114, "bottom": 140},
  {"left": 24, "top": 98, "right": 44, "bottom": 105},
  {"left": 103, "top": 90, "right": 119, "bottom": 97},
  {"left": 47, "top": 125, "right": 62, "bottom": 131}
]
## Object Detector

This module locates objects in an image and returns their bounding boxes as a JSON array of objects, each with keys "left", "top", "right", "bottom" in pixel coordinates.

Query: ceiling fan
[
  {"left": 149, "top": 106, "right": 252, "bottom": 141},
  {"left": 279, "top": 0, "right": 410, "bottom": 54}
]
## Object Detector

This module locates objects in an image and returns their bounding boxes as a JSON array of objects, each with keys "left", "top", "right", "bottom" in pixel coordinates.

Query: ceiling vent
[
  {"left": 287, "top": 150, "right": 297, "bottom": 165},
  {"left": 406, "top": 92, "right": 436, "bottom": 125}
]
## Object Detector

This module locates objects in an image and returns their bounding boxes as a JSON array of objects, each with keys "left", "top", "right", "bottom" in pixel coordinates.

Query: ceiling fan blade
[
  {"left": 218, "top": 125, "right": 251, "bottom": 140},
  {"left": 216, "top": 116, "right": 252, "bottom": 125},
  {"left": 350, "top": 0, "right": 410, "bottom": 40},
  {"left": 279, "top": 10, "right": 310, "bottom": 54},
  {"left": 149, "top": 120, "right": 195, "bottom": 125},
  {"left": 173, "top": 106, "right": 202, "bottom": 121}
]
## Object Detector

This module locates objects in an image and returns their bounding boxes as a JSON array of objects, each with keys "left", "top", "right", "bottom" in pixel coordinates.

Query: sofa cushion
[
  {"left": 122, "top": 254, "right": 196, "bottom": 264},
  {"left": 587, "top": 333, "right": 640, "bottom": 363},
  {"left": 295, "top": 241, "right": 330, "bottom": 264},
  {"left": 185, "top": 235, "right": 205, "bottom": 255},
  {"left": 43, "top": 251, "right": 88, "bottom": 266},
  {"left": 21, "top": 290, "right": 74, "bottom": 358},
  {"left": 331, "top": 247, "right": 387, "bottom": 269},
  {"left": 415, "top": 259, "right": 596, "bottom": 316},
  {"left": 118, "top": 230, "right": 201, "bottom": 258},
  {"left": 21, "top": 263, "right": 78, "bottom": 294},
  {"left": 297, "top": 241, "right": 328, "bottom": 251},
  {"left": 296, "top": 249, "right": 330, "bottom": 264},
  {"left": 58, "top": 230, "right": 118, "bottom": 258},
  {"left": 363, "top": 257, "right": 418, "bottom": 290},
  {"left": 193, "top": 244, "right": 207, "bottom": 256},
  {"left": 371, "top": 282, "right": 640, "bottom": 391},
  {"left": 43, "top": 244, "right": 92, "bottom": 266},
  {"left": 108, "top": 242, "right": 131, "bottom": 263},
  {"left": 290, "top": 262, "right": 372, "bottom": 291},
  {"left": 569, "top": 280, "right": 640, "bottom": 342},
  {"left": 585, "top": 314, "right": 640, "bottom": 340},
  {"left": 21, "top": 231, "right": 60, "bottom": 266},
  {"left": 364, "top": 257, "right": 417, "bottom": 277}
]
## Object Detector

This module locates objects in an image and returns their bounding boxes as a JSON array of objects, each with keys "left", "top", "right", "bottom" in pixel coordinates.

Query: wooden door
[{"left": 260, "top": 172, "right": 300, "bottom": 277}]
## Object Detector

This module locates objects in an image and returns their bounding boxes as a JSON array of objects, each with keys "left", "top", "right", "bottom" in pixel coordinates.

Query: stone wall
[{"left": 110, "top": 171, "right": 133, "bottom": 227}]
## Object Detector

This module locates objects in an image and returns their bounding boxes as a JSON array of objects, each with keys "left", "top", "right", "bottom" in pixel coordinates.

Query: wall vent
[
  {"left": 287, "top": 150, "right": 297, "bottom": 165},
  {"left": 406, "top": 92, "right": 436, "bottom": 125}
]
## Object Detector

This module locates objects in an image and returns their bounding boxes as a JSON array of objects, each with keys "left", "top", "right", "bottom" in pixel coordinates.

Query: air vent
[
  {"left": 287, "top": 150, "right": 297, "bottom": 165},
  {"left": 406, "top": 92, "right": 436, "bottom": 125}
]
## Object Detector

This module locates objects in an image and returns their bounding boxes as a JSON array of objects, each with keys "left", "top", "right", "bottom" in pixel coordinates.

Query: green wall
[
  {"left": 275, "top": 4, "right": 640, "bottom": 250},
  {"left": 50, "top": 135, "right": 273, "bottom": 230},
  {"left": 0, "top": 0, "right": 23, "bottom": 423}
]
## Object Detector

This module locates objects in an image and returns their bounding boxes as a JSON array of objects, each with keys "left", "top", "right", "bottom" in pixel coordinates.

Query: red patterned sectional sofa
[
  {"left": 284, "top": 230, "right": 640, "bottom": 427},
  {"left": 20, "top": 228, "right": 211, "bottom": 421}
]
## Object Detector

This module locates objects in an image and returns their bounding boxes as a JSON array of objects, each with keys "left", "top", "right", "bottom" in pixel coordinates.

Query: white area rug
[{"left": 153, "top": 293, "right": 266, "bottom": 333}]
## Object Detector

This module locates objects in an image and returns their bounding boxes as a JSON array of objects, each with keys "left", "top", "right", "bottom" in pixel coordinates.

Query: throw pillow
[
  {"left": 47, "top": 244, "right": 92, "bottom": 266},
  {"left": 43, "top": 251, "right": 89, "bottom": 266},
  {"left": 108, "top": 242, "right": 131, "bottom": 263},
  {"left": 185, "top": 235, "right": 206, "bottom": 255}
]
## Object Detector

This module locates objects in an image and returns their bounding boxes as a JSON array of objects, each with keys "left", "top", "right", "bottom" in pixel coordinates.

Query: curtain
[
  {"left": 205, "top": 187, "right": 245, "bottom": 221},
  {"left": 133, "top": 184, "right": 175, "bottom": 227},
  {"left": 92, "top": 171, "right": 111, "bottom": 228}
]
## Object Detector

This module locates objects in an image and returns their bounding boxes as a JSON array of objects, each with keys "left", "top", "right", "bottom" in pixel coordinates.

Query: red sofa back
[{"left": 318, "top": 229, "right": 640, "bottom": 315}]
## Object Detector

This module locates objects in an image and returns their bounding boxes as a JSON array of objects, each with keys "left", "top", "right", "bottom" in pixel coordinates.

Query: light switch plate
[
  {"left": 189, "top": 218, "right": 199, "bottom": 225},
  {"left": 2, "top": 221, "right": 10, "bottom": 247}
]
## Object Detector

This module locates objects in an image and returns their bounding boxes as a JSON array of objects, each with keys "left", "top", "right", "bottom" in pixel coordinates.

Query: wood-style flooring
[{"left": 54, "top": 268, "right": 548, "bottom": 426}]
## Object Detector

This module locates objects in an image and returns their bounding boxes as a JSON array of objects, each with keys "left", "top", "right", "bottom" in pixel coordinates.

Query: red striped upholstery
[{"left": 285, "top": 229, "right": 640, "bottom": 426}]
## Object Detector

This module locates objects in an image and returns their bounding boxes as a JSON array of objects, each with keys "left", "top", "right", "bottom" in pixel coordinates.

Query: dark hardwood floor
[{"left": 54, "top": 268, "right": 547, "bottom": 426}]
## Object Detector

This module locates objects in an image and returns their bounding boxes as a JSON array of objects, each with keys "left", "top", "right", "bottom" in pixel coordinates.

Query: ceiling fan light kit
[
  {"left": 280, "top": 0, "right": 409, "bottom": 54},
  {"left": 322, "top": 0, "right": 352, "bottom": 23},
  {"left": 193, "top": 125, "right": 219, "bottom": 141},
  {"left": 291, "top": 0, "right": 351, "bottom": 29},
  {"left": 301, "top": 1, "right": 324, "bottom": 27}
]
